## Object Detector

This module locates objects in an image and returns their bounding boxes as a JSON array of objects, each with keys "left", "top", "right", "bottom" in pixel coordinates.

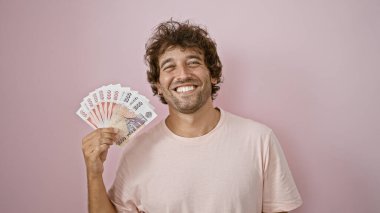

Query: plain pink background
[{"left": 1, "top": 0, "right": 379, "bottom": 212}]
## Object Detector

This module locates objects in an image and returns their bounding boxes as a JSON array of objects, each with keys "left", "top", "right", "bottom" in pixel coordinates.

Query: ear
[
  {"left": 211, "top": 78, "right": 218, "bottom": 85},
  {"left": 155, "top": 82, "right": 162, "bottom": 95}
]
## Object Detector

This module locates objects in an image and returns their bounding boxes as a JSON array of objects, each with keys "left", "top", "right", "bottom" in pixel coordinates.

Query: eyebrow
[
  {"left": 159, "top": 54, "right": 203, "bottom": 69},
  {"left": 160, "top": 58, "right": 173, "bottom": 69},
  {"left": 186, "top": 55, "right": 202, "bottom": 61}
]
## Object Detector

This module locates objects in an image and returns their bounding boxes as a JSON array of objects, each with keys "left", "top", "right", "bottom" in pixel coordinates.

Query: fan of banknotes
[{"left": 76, "top": 84, "right": 157, "bottom": 146}]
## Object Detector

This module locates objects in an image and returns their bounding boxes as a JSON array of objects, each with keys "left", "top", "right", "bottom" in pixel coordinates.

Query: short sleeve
[
  {"left": 108, "top": 151, "right": 140, "bottom": 213},
  {"left": 262, "top": 131, "right": 303, "bottom": 212},
  {"left": 108, "top": 184, "right": 139, "bottom": 213}
]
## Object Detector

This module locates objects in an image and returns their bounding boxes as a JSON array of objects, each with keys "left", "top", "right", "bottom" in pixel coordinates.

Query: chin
[
  {"left": 176, "top": 107, "right": 200, "bottom": 114},
  {"left": 172, "top": 101, "right": 204, "bottom": 114}
]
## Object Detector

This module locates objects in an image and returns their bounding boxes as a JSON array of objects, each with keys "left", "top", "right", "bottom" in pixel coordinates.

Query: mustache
[{"left": 170, "top": 77, "right": 200, "bottom": 88}]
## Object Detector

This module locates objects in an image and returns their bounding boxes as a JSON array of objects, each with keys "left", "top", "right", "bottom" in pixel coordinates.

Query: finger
[
  {"left": 99, "top": 146, "right": 109, "bottom": 161},
  {"left": 93, "top": 144, "right": 110, "bottom": 157},
  {"left": 82, "top": 142, "right": 97, "bottom": 156},
  {"left": 98, "top": 127, "right": 120, "bottom": 134},
  {"left": 99, "top": 132, "right": 118, "bottom": 140},
  {"left": 83, "top": 128, "right": 104, "bottom": 141},
  {"left": 83, "top": 128, "right": 118, "bottom": 141},
  {"left": 82, "top": 137, "right": 114, "bottom": 151},
  {"left": 99, "top": 143, "right": 110, "bottom": 151},
  {"left": 82, "top": 131, "right": 118, "bottom": 147},
  {"left": 99, "top": 137, "right": 114, "bottom": 145},
  {"left": 83, "top": 137, "right": 112, "bottom": 151},
  {"left": 86, "top": 146, "right": 102, "bottom": 161},
  {"left": 82, "top": 139, "right": 105, "bottom": 154},
  {"left": 86, "top": 143, "right": 106, "bottom": 156}
]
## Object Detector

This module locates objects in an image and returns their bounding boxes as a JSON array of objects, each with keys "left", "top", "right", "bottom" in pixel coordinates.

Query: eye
[
  {"left": 163, "top": 64, "right": 175, "bottom": 72},
  {"left": 187, "top": 60, "right": 201, "bottom": 67}
]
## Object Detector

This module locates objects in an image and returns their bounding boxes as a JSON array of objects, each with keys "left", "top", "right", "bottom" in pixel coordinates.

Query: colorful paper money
[{"left": 76, "top": 84, "right": 157, "bottom": 146}]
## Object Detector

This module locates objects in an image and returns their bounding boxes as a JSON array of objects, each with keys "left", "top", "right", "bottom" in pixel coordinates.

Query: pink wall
[{"left": 1, "top": 0, "right": 379, "bottom": 212}]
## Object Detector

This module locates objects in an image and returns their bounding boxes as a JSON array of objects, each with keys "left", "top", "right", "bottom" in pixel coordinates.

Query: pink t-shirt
[{"left": 109, "top": 109, "right": 302, "bottom": 212}]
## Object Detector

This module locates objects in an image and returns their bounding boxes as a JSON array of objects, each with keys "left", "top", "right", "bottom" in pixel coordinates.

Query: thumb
[{"left": 98, "top": 144, "right": 110, "bottom": 161}]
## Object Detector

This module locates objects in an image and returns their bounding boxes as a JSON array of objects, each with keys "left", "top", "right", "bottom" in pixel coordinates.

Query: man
[{"left": 82, "top": 20, "right": 302, "bottom": 213}]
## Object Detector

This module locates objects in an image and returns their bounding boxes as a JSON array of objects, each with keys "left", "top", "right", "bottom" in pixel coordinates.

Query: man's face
[{"left": 156, "top": 46, "right": 217, "bottom": 114}]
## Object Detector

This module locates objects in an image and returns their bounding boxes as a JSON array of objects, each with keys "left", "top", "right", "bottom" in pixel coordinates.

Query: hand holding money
[
  {"left": 76, "top": 84, "right": 157, "bottom": 146},
  {"left": 82, "top": 128, "right": 119, "bottom": 177}
]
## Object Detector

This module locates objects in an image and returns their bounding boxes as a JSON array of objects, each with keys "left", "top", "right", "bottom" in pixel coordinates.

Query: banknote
[
  {"left": 76, "top": 84, "right": 157, "bottom": 146},
  {"left": 76, "top": 107, "right": 98, "bottom": 129},
  {"left": 108, "top": 104, "right": 156, "bottom": 145}
]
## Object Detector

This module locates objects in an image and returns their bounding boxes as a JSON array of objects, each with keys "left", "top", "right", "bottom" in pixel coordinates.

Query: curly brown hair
[{"left": 144, "top": 19, "right": 223, "bottom": 104}]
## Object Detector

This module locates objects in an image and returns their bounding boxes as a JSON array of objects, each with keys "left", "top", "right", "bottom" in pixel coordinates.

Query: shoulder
[
  {"left": 222, "top": 109, "right": 273, "bottom": 137},
  {"left": 133, "top": 120, "right": 164, "bottom": 143},
  {"left": 120, "top": 120, "right": 164, "bottom": 158}
]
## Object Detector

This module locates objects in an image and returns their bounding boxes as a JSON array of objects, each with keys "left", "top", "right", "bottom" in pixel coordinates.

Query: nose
[{"left": 177, "top": 64, "right": 192, "bottom": 78}]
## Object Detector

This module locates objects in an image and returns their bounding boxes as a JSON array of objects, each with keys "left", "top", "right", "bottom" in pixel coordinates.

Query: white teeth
[{"left": 176, "top": 86, "right": 195, "bottom": 93}]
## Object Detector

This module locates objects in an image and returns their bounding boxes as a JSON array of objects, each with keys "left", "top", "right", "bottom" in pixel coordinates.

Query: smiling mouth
[{"left": 175, "top": 85, "right": 196, "bottom": 93}]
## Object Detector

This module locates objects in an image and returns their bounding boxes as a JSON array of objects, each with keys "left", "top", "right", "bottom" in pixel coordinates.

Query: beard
[{"left": 162, "top": 77, "right": 212, "bottom": 114}]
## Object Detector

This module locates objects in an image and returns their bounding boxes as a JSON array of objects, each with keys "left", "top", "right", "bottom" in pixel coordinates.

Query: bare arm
[
  {"left": 87, "top": 175, "right": 116, "bottom": 213},
  {"left": 82, "top": 128, "right": 119, "bottom": 213}
]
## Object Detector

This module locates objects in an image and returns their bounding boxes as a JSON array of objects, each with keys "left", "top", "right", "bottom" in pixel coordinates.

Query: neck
[{"left": 165, "top": 99, "right": 221, "bottom": 138}]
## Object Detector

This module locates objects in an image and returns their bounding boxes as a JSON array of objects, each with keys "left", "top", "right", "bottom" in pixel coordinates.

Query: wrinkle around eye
[
  {"left": 163, "top": 65, "right": 175, "bottom": 72},
  {"left": 188, "top": 59, "right": 200, "bottom": 64},
  {"left": 188, "top": 64, "right": 202, "bottom": 69},
  {"left": 187, "top": 60, "right": 201, "bottom": 67}
]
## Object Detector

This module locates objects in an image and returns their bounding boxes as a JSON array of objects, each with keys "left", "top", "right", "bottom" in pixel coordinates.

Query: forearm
[{"left": 87, "top": 174, "right": 116, "bottom": 213}]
